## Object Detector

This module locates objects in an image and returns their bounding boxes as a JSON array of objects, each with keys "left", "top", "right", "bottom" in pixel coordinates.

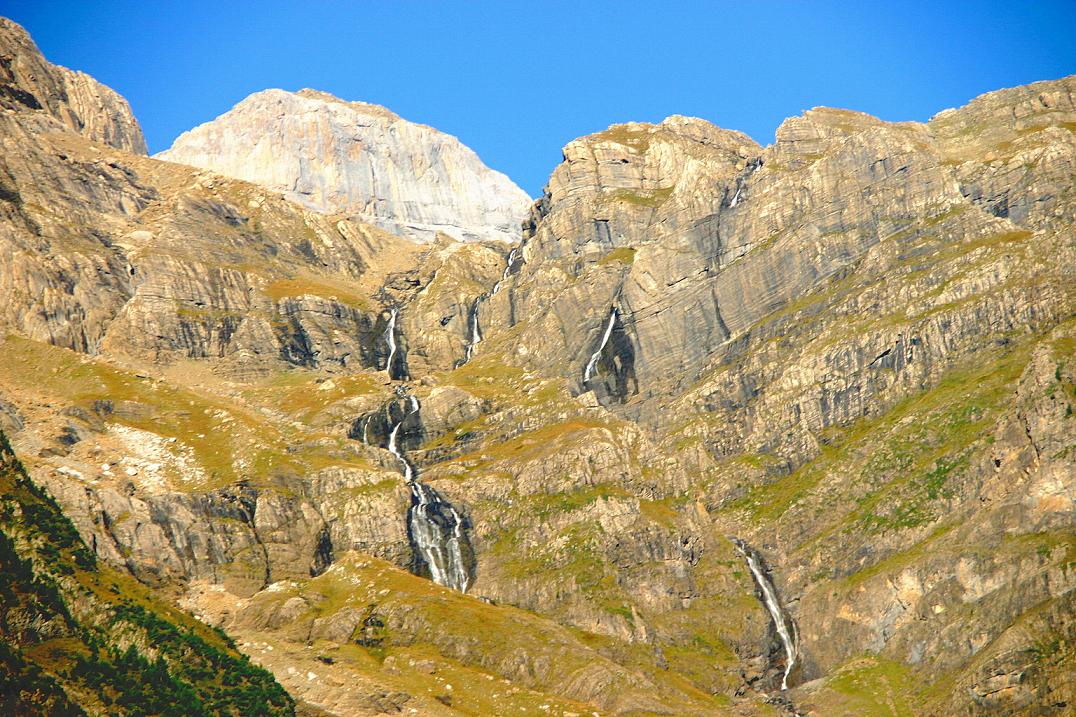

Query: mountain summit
[{"left": 157, "top": 88, "right": 532, "bottom": 243}]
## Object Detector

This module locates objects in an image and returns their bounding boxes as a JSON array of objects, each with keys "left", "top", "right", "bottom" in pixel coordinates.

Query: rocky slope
[
  {"left": 0, "top": 428, "right": 295, "bottom": 716},
  {"left": 0, "top": 16, "right": 1073, "bottom": 717},
  {"left": 158, "top": 88, "right": 532, "bottom": 244}
]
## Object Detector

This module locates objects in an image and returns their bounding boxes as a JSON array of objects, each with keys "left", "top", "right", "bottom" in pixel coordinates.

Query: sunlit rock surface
[{"left": 157, "top": 88, "right": 532, "bottom": 244}]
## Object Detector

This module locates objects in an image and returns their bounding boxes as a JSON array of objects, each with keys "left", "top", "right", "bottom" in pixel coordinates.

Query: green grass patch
[
  {"left": 818, "top": 656, "right": 919, "bottom": 717},
  {"left": 606, "top": 187, "right": 673, "bottom": 209},
  {"left": 598, "top": 246, "right": 637, "bottom": 265}
]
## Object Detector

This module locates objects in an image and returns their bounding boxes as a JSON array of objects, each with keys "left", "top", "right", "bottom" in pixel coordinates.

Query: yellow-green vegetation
[
  {"left": 595, "top": 125, "right": 653, "bottom": 152},
  {"left": 0, "top": 429, "right": 293, "bottom": 716},
  {"left": 729, "top": 341, "right": 1029, "bottom": 527},
  {"left": 263, "top": 274, "right": 372, "bottom": 310},
  {"left": 840, "top": 522, "right": 956, "bottom": 590},
  {"left": 606, "top": 187, "right": 674, "bottom": 209},
  {"left": 0, "top": 336, "right": 372, "bottom": 490},
  {"left": 241, "top": 369, "right": 380, "bottom": 427},
  {"left": 638, "top": 495, "right": 688, "bottom": 527},
  {"left": 244, "top": 554, "right": 729, "bottom": 716},
  {"left": 598, "top": 246, "right": 638, "bottom": 265},
  {"left": 804, "top": 656, "right": 919, "bottom": 717}
]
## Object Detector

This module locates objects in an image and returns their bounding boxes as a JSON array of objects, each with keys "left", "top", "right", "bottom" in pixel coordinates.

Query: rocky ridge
[
  {"left": 0, "top": 18, "right": 146, "bottom": 154},
  {"left": 0, "top": 16, "right": 1073, "bottom": 717}
]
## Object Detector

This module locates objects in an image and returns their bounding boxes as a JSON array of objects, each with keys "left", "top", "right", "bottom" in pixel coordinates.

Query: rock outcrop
[
  {"left": 157, "top": 88, "right": 532, "bottom": 244},
  {"left": 0, "top": 17, "right": 146, "bottom": 153}
]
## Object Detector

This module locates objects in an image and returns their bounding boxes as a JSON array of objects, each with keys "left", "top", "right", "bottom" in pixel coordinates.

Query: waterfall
[
  {"left": 408, "top": 481, "right": 472, "bottom": 593},
  {"left": 383, "top": 392, "right": 472, "bottom": 592},
  {"left": 384, "top": 307, "right": 398, "bottom": 377},
  {"left": 730, "top": 185, "right": 743, "bottom": 207},
  {"left": 457, "top": 246, "right": 520, "bottom": 367},
  {"left": 490, "top": 247, "right": 518, "bottom": 296},
  {"left": 386, "top": 394, "right": 418, "bottom": 481},
  {"left": 583, "top": 307, "right": 618, "bottom": 383},
  {"left": 728, "top": 156, "right": 763, "bottom": 209},
  {"left": 463, "top": 298, "right": 483, "bottom": 363},
  {"left": 732, "top": 537, "right": 798, "bottom": 690}
]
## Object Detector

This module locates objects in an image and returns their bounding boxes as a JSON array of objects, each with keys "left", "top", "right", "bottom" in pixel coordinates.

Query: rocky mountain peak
[
  {"left": 0, "top": 17, "right": 147, "bottom": 153},
  {"left": 156, "top": 87, "right": 532, "bottom": 244}
]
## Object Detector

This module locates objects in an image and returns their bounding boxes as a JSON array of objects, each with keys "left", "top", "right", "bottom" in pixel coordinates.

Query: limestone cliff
[{"left": 157, "top": 88, "right": 532, "bottom": 244}]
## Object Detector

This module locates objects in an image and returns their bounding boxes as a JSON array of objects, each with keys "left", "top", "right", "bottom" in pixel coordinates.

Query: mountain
[
  {"left": 1, "top": 16, "right": 1074, "bottom": 717},
  {"left": 157, "top": 88, "right": 532, "bottom": 244}
]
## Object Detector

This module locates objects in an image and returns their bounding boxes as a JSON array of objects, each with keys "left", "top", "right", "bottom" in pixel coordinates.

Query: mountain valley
[{"left": 0, "top": 16, "right": 1073, "bottom": 717}]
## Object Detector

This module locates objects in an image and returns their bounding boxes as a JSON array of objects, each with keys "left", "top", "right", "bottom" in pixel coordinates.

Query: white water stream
[
  {"left": 384, "top": 307, "right": 398, "bottom": 377},
  {"left": 459, "top": 246, "right": 519, "bottom": 366},
  {"left": 385, "top": 393, "right": 471, "bottom": 592},
  {"left": 583, "top": 307, "right": 617, "bottom": 383},
  {"left": 732, "top": 537, "right": 798, "bottom": 690}
]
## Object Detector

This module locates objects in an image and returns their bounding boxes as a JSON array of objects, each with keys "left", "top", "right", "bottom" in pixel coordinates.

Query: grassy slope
[{"left": 0, "top": 428, "right": 295, "bottom": 716}]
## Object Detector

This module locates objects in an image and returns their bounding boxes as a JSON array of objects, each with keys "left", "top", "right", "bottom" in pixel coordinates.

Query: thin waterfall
[
  {"left": 386, "top": 394, "right": 417, "bottom": 481},
  {"left": 457, "top": 246, "right": 520, "bottom": 367},
  {"left": 731, "top": 537, "right": 798, "bottom": 690},
  {"left": 489, "top": 247, "right": 518, "bottom": 296},
  {"left": 464, "top": 298, "right": 483, "bottom": 362},
  {"left": 730, "top": 184, "right": 743, "bottom": 207},
  {"left": 384, "top": 307, "right": 398, "bottom": 377},
  {"left": 583, "top": 307, "right": 618, "bottom": 383},
  {"left": 728, "top": 156, "right": 763, "bottom": 209}
]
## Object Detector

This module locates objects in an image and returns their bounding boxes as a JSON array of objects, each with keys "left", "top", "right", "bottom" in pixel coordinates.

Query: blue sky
[{"left": 6, "top": 2, "right": 1074, "bottom": 196}]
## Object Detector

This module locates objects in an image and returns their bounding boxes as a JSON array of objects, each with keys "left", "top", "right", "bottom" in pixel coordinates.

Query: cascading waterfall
[
  {"left": 729, "top": 156, "right": 763, "bottom": 208},
  {"left": 408, "top": 482, "right": 471, "bottom": 592},
  {"left": 583, "top": 306, "right": 618, "bottom": 384},
  {"left": 731, "top": 537, "right": 798, "bottom": 690},
  {"left": 384, "top": 307, "right": 399, "bottom": 377},
  {"left": 386, "top": 394, "right": 417, "bottom": 481},
  {"left": 384, "top": 391, "right": 472, "bottom": 592},
  {"left": 490, "top": 247, "right": 518, "bottom": 296},
  {"left": 457, "top": 246, "right": 520, "bottom": 367}
]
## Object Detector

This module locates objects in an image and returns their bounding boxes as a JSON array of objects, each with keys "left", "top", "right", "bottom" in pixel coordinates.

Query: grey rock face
[
  {"left": 42, "top": 465, "right": 412, "bottom": 598},
  {"left": 157, "top": 88, "right": 532, "bottom": 244},
  {"left": 0, "top": 18, "right": 147, "bottom": 154}
]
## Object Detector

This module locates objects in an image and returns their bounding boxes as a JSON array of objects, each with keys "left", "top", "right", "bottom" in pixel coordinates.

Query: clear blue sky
[{"left": 5, "top": 1, "right": 1074, "bottom": 196}]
